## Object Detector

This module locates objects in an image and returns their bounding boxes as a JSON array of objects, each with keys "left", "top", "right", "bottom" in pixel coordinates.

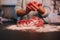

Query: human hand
[
  {"left": 26, "top": 1, "right": 42, "bottom": 12},
  {"left": 26, "top": 1, "right": 45, "bottom": 14}
]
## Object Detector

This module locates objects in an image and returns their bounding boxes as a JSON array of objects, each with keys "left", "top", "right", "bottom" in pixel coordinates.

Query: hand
[
  {"left": 26, "top": 2, "right": 42, "bottom": 11},
  {"left": 26, "top": 1, "right": 45, "bottom": 14},
  {"left": 26, "top": 2, "right": 37, "bottom": 11},
  {"left": 30, "top": 2, "right": 45, "bottom": 13}
]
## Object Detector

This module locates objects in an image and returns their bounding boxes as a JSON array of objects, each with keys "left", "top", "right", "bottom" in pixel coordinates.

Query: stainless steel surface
[{"left": 0, "top": 22, "right": 60, "bottom": 40}]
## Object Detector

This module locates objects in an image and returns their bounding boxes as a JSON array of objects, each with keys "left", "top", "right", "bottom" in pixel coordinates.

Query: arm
[
  {"left": 41, "top": 0, "right": 51, "bottom": 17},
  {"left": 29, "top": 1, "right": 50, "bottom": 17},
  {"left": 15, "top": 0, "right": 29, "bottom": 16}
]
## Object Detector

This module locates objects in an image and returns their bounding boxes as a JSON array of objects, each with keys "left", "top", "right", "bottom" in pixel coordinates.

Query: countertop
[{"left": 0, "top": 22, "right": 60, "bottom": 40}]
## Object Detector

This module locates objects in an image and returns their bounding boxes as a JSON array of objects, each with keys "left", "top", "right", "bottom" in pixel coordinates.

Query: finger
[
  {"left": 37, "top": 3, "right": 42, "bottom": 6},
  {"left": 26, "top": 8, "right": 30, "bottom": 12},
  {"left": 26, "top": 5, "right": 32, "bottom": 13},
  {"left": 27, "top": 2, "right": 32, "bottom": 5},
  {"left": 26, "top": 6, "right": 31, "bottom": 9},
  {"left": 26, "top": 5, "right": 31, "bottom": 10},
  {"left": 30, "top": 5, "right": 37, "bottom": 11},
  {"left": 31, "top": 2, "right": 39, "bottom": 9}
]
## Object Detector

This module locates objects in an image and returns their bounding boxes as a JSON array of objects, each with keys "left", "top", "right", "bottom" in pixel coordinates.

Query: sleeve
[
  {"left": 15, "top": 0, "right": 22, "bottom": 12},
  {"left": 42, "top": 0, "right": 52, "bottom": 17}
]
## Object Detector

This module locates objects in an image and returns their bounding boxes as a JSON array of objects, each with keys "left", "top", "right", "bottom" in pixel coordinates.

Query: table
[{"left": 0, "top": 23, "right": 60, "bottom": 40}]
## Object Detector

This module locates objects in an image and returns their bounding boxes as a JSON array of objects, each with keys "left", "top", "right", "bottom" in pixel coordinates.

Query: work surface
[
  {"left": 0, "top": 22, "right": 60, "bottom": 40},
  {"left": 5, "top": 23, "right": 60, "bottom": 32}
]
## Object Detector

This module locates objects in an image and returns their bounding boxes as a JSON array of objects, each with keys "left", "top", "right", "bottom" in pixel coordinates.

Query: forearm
[
  {"left": 38, "top": 6, "right": 46, "bottom": 14},
  {"left": 17, "top": 10, "right": 28, "bottom": 16},
  {"left": 38, "top": 6, "right": 51, "bottom": 17},
  {"left": 41, "top": 0, "right": 51, "bottom": 17}
]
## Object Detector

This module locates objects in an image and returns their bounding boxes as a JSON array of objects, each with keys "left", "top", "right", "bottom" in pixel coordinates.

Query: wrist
[
  {"left": 17, "top": 10, "right": 26, "bottom": 16},
  {"left": 38, "top": 6, "right": 45, "bottom": 14}
]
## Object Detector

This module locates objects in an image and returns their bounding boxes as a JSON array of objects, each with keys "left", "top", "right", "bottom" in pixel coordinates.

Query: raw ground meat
[{"left": 17, "top": 16, "right": 44, "bottom": 27}]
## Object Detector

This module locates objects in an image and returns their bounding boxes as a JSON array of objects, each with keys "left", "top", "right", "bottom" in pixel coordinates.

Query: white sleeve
[
  {"left": 15, "top": 0, "right": 22, "bottom": 12},
  {"left": 42, "top": 0, "right": 52, "bottom": 17},
  {"left": 42, "top": 7, "right": 50, "bottom": 17}
]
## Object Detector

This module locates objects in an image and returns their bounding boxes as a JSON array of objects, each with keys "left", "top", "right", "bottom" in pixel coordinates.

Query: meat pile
[{"left": 17, "top": 16, "right": 44, "bottom": 27}]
